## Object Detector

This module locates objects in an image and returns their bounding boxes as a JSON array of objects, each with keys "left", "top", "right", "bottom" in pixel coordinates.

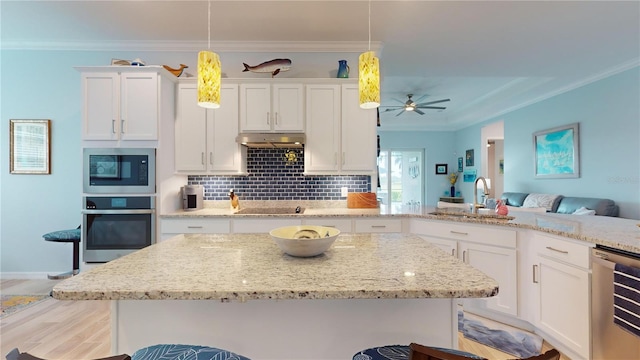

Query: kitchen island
[{"left": 53, "top": 232, "right": 498, "bottom": 360}]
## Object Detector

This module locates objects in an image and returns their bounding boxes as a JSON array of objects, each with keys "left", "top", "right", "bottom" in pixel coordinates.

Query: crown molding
[{"left": 0, "top": 40, "right": 384, "bottom": 53}]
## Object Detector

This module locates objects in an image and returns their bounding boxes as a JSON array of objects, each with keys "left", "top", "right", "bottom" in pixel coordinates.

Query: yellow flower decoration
[{"left": 448, "top": 172, "right": 459, "bottom": 185}]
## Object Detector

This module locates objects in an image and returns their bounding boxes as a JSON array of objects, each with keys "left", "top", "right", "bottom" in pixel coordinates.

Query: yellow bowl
[{"left": 269, "top": 225, "right": 341, "bottom": 257}]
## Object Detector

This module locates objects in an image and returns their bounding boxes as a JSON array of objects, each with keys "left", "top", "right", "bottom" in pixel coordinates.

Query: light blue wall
[
  {"left": 502, "top": 67, "right": 640, "bottom": 219},
  {"left": 378, "top": 130, "right": 456, "bottom": 207}
]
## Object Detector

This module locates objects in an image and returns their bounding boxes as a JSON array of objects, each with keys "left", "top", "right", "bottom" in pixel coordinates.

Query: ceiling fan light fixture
[
  {"left": 197, "top": 0, "right": 221, "bottom": 109},
  {"left": 405, "top": 104, "right": 415, "bottom": 111}
]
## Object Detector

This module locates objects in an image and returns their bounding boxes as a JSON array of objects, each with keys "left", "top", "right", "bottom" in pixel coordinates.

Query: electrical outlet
[{"left": 341, "top": 187, "right": 348, "bottom": 197}]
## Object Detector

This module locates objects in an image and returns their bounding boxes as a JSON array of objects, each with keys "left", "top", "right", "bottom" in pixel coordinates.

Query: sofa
[{"left": 500, "top": 192, "right": 619, "bottom": 217}]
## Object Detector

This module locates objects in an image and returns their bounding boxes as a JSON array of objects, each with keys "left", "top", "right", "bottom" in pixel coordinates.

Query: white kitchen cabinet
[
  {"left": 160, "top": 218, "right": 230, "bottom": 241},
  {"left": 239, "top": 83, "right": 304, "bottom": 132},
  {"left": 304, "top": 83, "right": 377, "bottom": 175},
  {"left": 80, "top": 69, "right": 169, "bottom": 141},
  {"left": 340, "top": 84, "right": 377, "bottom": 172},
  {"left": 354, "top": 218, "right": 402, "bottom": 233},
  {"left": 460, "top": 241, "right": 518, "bottom": 316},
  {"left": 529, "top": 233, "right": 591, "bottom": 360},
  {"left": 410, "top": 219, "right": 518, "bottom": 316},
  {"left": 304, "top": 84, "right": 341, "bottom": 172},
  {"left": 175, "top": 81, "right": 245, "bottom": 174}
]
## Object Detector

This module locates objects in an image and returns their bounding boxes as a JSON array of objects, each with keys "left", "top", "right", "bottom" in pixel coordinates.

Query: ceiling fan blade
[
  {"left": 418, "top": 99, "right": 450, "bottom": 106},
  {"left": 414, "top": 109, "right": 425, "bottom": 115},
  {"left": 413, "top": 94, "right": 429, "bottom": 104},
  {"left": 382, "top": 107, "right": 402, "bottom": 112},
  {"left": 391, "top": 97, "right": 406, "bottom": 104},
  {"left": 395, "top": 109, "right": 406, "bottom": 117},
  {"left": 417, "top": 106, "right": 447, "bottom": 110}
]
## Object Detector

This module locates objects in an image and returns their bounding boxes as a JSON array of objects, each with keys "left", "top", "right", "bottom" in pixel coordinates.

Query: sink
[
  {"left": 429, "top": 210, "right": 514, "bottom": 222},
  {"left": 235, "top": 207, "right": 304, "bottom": 215}
]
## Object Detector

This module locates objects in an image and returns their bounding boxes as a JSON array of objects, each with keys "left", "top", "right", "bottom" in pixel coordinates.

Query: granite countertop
[
  {"left": 161, "top": 202, "right": 640, "bottom": 254},
  {"left": 52, "top": 233, "right": 498, "bottom": 301}
]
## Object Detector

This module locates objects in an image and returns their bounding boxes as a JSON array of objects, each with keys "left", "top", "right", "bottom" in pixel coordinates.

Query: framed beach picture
[
  {"left": 457, "top": 157, "right": 463, "bottom": 172},
  {"left": 10, "top": 119, "right": 51, "bottom": 174},
  {"left": 533, "top": 123, "right": 580, "bottom": 179}
]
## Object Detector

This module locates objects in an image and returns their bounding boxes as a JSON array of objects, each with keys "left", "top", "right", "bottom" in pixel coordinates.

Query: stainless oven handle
[{"left": 82, "top": 209, "right": 155, "bottom": 215}]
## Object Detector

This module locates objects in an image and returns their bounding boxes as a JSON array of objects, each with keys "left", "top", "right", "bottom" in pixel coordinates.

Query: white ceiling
[{"left": 2, "top": 0, "right": 639, "bottom": 131}]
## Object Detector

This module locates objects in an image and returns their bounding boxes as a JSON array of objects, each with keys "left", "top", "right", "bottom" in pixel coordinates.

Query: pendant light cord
[
  {"left": 207, "top": 0, "right": 211, "bottom": 50},
  {"left": 368, "top": 0, "right": 371, "bottom": 51}
]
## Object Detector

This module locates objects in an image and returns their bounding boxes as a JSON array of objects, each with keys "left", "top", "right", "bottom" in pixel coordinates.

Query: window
[{"left": 377, "top": 149, "right": 423, "bottom": 207}]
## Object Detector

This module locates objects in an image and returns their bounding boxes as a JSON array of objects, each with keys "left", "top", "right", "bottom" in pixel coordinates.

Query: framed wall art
[
  {"left": 465, "top": 149, "right": 474, "bottom": 167},
  {"left": 533, "top": 123, "right": 579, "bottom": 179},
  {"left": 10, "top": 119, "right": 51, "bottom": 174},
  {"left": 435, "top": 163, "right": 448, "bottom": 175},
  {"left": 457, "top": 157, "right": 463, "bottom": 172}
]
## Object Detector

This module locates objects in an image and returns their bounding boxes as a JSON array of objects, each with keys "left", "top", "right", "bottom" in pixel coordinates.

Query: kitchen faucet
[{"left": 473, "top": 176, "right": 490, "bottom": 213}]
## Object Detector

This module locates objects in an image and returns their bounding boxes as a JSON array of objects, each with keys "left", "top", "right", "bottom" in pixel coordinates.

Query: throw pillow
[{"left": 573, "top": 207, "right": 596, "bottom": 216}]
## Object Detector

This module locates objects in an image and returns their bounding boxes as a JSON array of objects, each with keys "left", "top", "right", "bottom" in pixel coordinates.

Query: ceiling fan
[{"left": 381, "top": 94, "right": 450, "bottom": 116}]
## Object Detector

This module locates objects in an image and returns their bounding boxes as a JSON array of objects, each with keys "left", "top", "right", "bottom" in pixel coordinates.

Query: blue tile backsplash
[{"left": 188, "top": 148, "right": 371, "bottom": 200}]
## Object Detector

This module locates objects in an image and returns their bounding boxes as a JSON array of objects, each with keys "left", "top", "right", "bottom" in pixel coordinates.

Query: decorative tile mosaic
[{"left": 188, "top": 148, "right": 371, "bottom": 200}]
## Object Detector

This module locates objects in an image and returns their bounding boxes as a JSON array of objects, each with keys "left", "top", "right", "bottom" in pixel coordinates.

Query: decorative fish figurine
[
  {"left": 163, "top": 64, "right": 188, "bottom": 77},
  {"left": 242, "top": 58, "right": 291, "bottom": 77}
]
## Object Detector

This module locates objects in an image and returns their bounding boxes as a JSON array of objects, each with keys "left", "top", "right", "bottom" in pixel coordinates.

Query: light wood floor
[{"left": 1, "top": 279, "right": 566, "bottom": 360}]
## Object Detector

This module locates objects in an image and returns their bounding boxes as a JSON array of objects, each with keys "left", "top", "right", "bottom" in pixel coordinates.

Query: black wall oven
[
  {"left": 83, "top": 148, "right": 156, "bottom": 194},
  {"left": 83, "top": 196, "right": 155, "bottom": 263}
]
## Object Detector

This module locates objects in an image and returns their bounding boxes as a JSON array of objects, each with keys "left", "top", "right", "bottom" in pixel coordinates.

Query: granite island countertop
[
  {"left": 161, "top": 202, "right": 640, "bottom": 253},
  {"left": 53, "top": 232, "right": 499, "bottom": 301}
]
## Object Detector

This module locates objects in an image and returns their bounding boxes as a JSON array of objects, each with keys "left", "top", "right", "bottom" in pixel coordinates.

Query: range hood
[{"left": 236, "top": 133, "right": 305, "bottom": 148}]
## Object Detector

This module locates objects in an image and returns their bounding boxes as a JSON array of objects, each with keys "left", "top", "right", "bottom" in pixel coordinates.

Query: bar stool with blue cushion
[
  {"left": 130, "top": 344, "right": 251, "bottom": 360},
  {"left": 352, "top": 343, "right": 561, "bottom": 360},
  {"left": 352, "top": 344, "right": 485, "bottom": 360},
  {"left": 42, "top": 226, "right": 81, "bottom": 280}
]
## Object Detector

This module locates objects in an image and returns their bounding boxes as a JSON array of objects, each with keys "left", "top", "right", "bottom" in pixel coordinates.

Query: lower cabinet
[
  {"left": 528, "top": 232, "right": 591, "bottom": 360},
  {"left": 354, "top": 219, "right": 402, "bottom": 233},
  {"left": 410, "top": 219, "right": 518, "bottom": 317},
  {"left": 160, "top": 218, "right": 230, "bottom": 240}
]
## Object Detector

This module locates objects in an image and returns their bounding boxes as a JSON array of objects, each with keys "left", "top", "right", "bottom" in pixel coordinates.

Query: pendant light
[
  {"left": 198, "top": 0, "right": 221, "bottom": 109},
  {"left": 358, "top": 0, "right": 380, "bottom": 109}
]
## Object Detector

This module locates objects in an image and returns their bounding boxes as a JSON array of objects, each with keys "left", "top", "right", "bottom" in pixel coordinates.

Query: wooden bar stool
[{"left": 42, "top": 227, "right": 81, "bottom": 280}]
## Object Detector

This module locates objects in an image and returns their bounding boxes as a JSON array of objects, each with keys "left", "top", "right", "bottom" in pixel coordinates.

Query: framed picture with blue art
[{"left": 533, "top": 122, "right": 580, "bottom": 179}]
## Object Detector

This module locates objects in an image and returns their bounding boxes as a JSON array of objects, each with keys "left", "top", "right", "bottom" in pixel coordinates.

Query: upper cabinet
[
  {"left": 304, "top": 83, "right": 377, "bottom": 175},
  {"left": 175, "top": 81, "right": 246, "bottom": 175},
  {"left": 78, "top": 67, "right": 175, "bottom": 141},
  {"left": 239, "top": 83, "right": 304, "bottom": 132}
]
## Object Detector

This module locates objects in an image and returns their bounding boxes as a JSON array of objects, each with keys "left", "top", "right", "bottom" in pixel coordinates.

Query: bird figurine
[
  {"left": 163, "top": 64, "right": 188, "bottom": 77},
  {"left": 229, "top": 189, "right": 240, "bottom": 210}
]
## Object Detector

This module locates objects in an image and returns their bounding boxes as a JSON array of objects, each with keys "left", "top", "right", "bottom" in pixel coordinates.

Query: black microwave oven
[{"left": 83, "top": 148, "right": 156, "bottom": 194}]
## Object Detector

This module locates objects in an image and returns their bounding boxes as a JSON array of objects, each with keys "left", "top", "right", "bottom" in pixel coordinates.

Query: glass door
[{"left": 377, "top": 149, "right": 424, "bottom": 208}]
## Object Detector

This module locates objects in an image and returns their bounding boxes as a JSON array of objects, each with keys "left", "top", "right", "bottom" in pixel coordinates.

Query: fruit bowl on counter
[{"left": 269, "top": 225, "right": 340, "bottom": 257}]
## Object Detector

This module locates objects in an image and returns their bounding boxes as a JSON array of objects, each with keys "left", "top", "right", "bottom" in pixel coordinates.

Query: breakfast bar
[{"left": 52, "top": 232, "right": 498, "bottom": 360}]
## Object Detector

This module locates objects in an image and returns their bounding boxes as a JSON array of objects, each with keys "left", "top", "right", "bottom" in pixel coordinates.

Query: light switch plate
[{"left": 341, "top": 187, "right": 348, "bottom": 197}]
